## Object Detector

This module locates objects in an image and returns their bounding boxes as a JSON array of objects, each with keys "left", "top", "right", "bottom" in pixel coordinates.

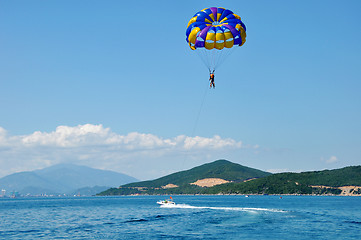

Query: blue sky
[{"left": 1, "top": 0, "right": 360, "bottom": 180}]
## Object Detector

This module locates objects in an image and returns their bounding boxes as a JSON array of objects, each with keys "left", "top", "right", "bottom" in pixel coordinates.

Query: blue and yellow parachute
[{"left": 186, "top": 7, "right": 247, "bottom": 72}]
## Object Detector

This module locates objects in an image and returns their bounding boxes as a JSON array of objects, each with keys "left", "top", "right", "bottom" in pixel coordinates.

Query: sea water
[{"left": 0, "top": 195, "right": 360, "bottom": 239}]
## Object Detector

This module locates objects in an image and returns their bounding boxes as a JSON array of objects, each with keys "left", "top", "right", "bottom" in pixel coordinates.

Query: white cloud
[
  {"left": 0, "top": 127, "right": 9, "bottom": 145},
  {"left": 0, "top": 124, "right": 251, "bottom": 180},
  {"left": 322, "top": 156, "right": 338, "bottom": 164},
  {"left": 183, "top": 135, "right": 242, "bottom": 150},
  {"left": 21, "top": 124, "right": 112, "bottom": 147},
  {"left": 266, "top": 168, "right": 290, "bottom": 174}
]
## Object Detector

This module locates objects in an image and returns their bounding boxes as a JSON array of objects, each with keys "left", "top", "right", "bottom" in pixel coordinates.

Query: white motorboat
[{"left": 157, "top": 199, "right": 175, "bottom": 205}]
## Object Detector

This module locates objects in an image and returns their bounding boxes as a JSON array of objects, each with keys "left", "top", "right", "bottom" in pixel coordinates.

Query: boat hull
[{"left": 157, "top": 200, "right": 175, "bottom": 205}]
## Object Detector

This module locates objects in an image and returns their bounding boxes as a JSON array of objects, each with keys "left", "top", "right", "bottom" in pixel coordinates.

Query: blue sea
[{"left": 0, "top": 195, "right": 360, "bottom": 239}]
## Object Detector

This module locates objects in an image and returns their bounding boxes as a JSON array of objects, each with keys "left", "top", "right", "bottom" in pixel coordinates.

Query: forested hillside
[{"left": 98, "top": 163, "right": 361, "bottom": 196}]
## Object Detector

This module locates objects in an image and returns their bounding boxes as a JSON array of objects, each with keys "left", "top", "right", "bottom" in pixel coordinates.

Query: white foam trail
[{"left": 160, "top": 204, "right": 285, "bottom": 213}]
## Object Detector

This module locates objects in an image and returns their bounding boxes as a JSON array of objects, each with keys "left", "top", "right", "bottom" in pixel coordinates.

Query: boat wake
[{"left": 160, "top": 204, "right": 285, "bottom": 213}]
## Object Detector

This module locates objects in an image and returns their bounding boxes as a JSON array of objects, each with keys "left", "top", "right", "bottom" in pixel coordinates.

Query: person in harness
[{"left": 209, "top": 71, "right": 215, "bottom": 88}]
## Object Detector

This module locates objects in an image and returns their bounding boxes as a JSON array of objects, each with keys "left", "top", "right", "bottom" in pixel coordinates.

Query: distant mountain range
[
  {"left": 0, "top": 164, "right": 138, "bottom": 196},
  {"left": 98, "top": 159, "right": 361, "bottom": 196}
]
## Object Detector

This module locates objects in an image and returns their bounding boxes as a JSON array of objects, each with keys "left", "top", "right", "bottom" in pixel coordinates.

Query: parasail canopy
[
  {"left": 185, "top": 7, "right": 247, "bottom": 72},
  {"left": 186, "top": 7, "right": 247, "bottom": 50}
]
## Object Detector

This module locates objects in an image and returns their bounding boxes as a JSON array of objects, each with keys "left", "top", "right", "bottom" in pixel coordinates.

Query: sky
[{"left": 1, "top": 0, "right": 360, "bottom": 180}]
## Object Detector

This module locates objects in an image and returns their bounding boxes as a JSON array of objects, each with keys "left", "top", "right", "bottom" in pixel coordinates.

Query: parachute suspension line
[
  {"left": 196, "top": 49, "right": 212, "bottom": 72},
  {"left": 195, "top": 49, "right": 217, "bottom": 73},
  {"left": 213, "top": 49, "right": 224, "bottom": 70},
  {"left": 214, "top": 47, "right": 237, "bottom": 70},
  {"left": 195, "top": 47, "right": 238, "bottom": 73}
]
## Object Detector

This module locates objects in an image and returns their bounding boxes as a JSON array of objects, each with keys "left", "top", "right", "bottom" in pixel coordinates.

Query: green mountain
[
  {"left": 98, "top": 160, "right": 361, "bottom": 196},
  {"left": 126, "top": 159, "right": 271, "bottom": 187},
  {"left": 205, "top": 166, "right": 361, "bottom": 195},
  {"left": 98, "top": 159, "right": 271, "bottom": 195}
]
